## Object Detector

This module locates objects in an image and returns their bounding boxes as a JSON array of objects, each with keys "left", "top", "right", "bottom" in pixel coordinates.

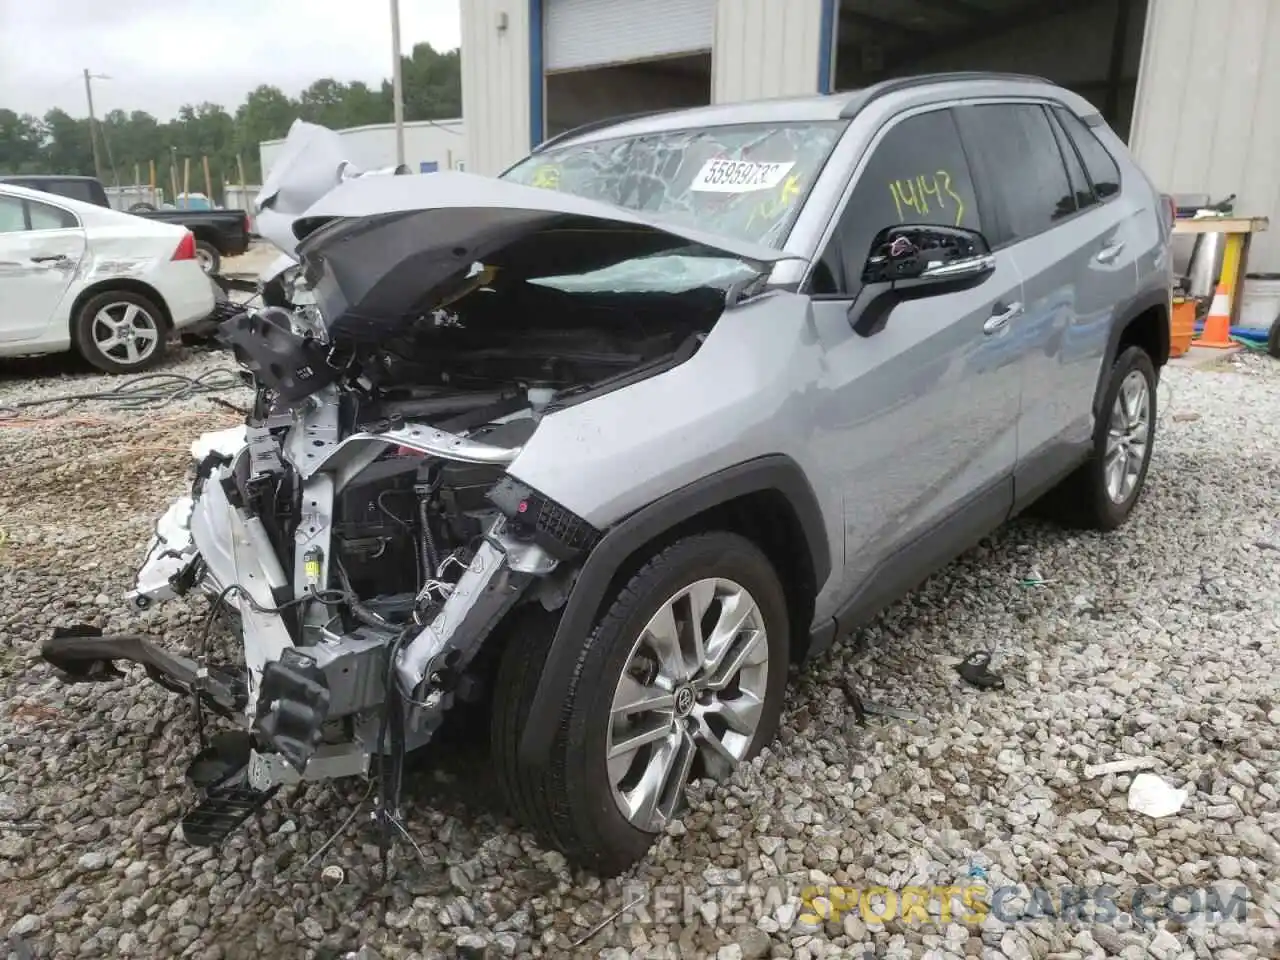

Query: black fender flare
[
  {"left": 517, "top": 454, "right": 831, "bottom": 764},
  {"left": 1092, "top": 285, "right": 1171, "bottom": 417}
]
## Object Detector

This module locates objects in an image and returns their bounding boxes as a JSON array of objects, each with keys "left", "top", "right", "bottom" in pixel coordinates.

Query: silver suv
[{"left": 45, "top": 73, "right": 1172, "bottom": 874}]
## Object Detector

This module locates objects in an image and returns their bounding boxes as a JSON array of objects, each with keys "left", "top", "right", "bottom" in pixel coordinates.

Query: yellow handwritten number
[{"left": 939, "top": 170, "right": 965, "bottom": 227}]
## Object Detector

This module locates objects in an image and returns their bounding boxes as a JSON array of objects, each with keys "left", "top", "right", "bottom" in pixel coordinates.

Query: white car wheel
[{"left": 73, "top": 290, "right": 169, "bottom": 374}]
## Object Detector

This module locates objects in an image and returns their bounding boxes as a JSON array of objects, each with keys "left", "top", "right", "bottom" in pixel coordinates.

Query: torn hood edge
[
  {"left": 255, "top": 118, "right": 406, "bottom": 256},
  {"left": 291, "top": 170, "right": 804, "bottom": 273}
]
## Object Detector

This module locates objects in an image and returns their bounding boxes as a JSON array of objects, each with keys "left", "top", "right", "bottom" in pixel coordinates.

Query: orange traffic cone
[{"left": 1196, "top": 283, "right": 1236, "bottom": 348}]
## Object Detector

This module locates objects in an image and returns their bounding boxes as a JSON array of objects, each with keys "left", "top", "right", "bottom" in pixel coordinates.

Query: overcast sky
[{"left": 0, "top": 0, "right": 462, "bottom": 120}]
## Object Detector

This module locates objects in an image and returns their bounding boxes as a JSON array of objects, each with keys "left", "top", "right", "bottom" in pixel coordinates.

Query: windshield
[{"left": 502, "top": 120, "right": 847, "bottom": 249}]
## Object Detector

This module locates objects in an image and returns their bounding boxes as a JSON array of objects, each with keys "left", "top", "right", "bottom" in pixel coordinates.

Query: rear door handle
[
  {"left": 983, "top": 301, "right": 1023, "bottom": 335},
  {"left": 1095, "top": 242, "right": 1126, "bottom": 264}
]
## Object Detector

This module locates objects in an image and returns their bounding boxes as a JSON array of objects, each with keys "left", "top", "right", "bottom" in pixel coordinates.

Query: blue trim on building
[
  {"left": 817, "top": 0, "right": 837, "bottom": 94},
  {"left": 529, "top": 0, "right": 544, "bottom": 148}
]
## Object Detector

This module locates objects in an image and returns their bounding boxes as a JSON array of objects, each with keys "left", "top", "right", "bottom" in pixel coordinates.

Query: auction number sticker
[{"left": 691, "top": 159, "right": 796, "bottom": 193}]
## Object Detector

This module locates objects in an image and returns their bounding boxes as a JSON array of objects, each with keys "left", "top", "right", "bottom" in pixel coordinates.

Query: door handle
[
  {"left": 1095, "top": 242, "right": 1125, "bottom": 264},
  {"left": 31, "top": 254, "right": 75, "bottom": 271},
  {"left": 983, "top": 301, "right": 1022, "bottom": 335}
]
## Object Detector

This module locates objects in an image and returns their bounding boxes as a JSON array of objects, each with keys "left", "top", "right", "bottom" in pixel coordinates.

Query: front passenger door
[{"left": 807, "top": 107, "right": 1025, "bottom": 614}]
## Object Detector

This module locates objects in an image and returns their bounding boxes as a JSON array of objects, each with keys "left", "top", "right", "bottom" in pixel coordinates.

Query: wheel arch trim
[
  {"left": 1092, "top": 285, "right": 1170, "bottom": 418},
  {"left": 516, "top": 454, "right": 831, "bottom": 764}
]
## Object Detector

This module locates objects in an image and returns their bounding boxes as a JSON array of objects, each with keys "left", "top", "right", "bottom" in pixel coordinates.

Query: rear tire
[
  {"left": 1036, "top": 345, "right": 1157, "bottom": 530},
  {"left": 491, "top": 531, "right": 790, "bottom": 875},
  {"left": 72, "top": 290, "right": 169, "bottom": 374},
  {"left": 195, "top": 240, "right": 221, "bottom": 276}
]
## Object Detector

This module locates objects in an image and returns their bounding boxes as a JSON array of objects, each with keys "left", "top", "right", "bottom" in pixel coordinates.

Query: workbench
[{"left": 1173, "top": 216, "right": 1270, "bottom": 327}]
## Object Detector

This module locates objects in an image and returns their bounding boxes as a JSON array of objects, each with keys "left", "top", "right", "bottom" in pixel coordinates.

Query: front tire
[
  {"left": 1038, "top": 345, "right": 1157, "bottom": 530},
  {"left": 491, "top": 531, "right": 789, "bottom": 875},
  {"left": 72, "top": 290, "right": 168, "bottom": 374}
]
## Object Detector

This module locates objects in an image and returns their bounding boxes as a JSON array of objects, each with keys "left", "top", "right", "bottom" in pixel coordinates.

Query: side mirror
[
  {"left": 861, "top": 224, "right": 994, "bottom": 287},
  {"left": 848, "top": 224, "right": 995, "bottom": 337}
]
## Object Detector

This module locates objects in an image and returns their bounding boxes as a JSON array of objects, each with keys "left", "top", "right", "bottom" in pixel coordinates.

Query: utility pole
[
  {"left": 390, "top": 0, "right": 406, "bottom": 168},
  {"left": 83, "top": 68, "right": 104, "bottom": 181}
]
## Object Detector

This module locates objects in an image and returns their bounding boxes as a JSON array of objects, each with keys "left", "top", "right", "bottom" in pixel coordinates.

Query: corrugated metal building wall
[
  {"left": 712, "top": 0, "right": 826, "bottom": 103},
  {"left": 460, "top": 0, "right": 533, "bottom": 175},
  {"left": 460, "top": 0, "right": 827, "bottom": 174},
  {"left": 1130, "top": 0, "right": 1280, "bottom": 272}
]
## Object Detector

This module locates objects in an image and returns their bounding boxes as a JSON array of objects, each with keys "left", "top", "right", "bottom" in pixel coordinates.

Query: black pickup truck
[{"left": 0, "top": 174, "right": 252, "bottom": 275}]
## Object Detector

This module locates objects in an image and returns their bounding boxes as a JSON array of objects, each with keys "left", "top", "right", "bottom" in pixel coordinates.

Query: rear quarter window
[
  {"left": 28, "top": 199, "right": 78, "bottom": 230},
  {"left": 1053, "top": 107, "right": 1121, "bottom": 200}
]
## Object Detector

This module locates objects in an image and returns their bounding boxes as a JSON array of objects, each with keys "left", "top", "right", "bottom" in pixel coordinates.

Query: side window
[
  {"left": 823, "top": 108, "right": 982, "bottom": 294},
  {"left": 53, "top": 180, "right": 98, "bottom": 205},
  {"left": 0, "top": 196, "right": 25, "bottom": 234},
  {"left": 27, "top": 199, "right": 78, "bottom": 231},
  {"left": 962, "top": 104, "right": 1074, "bottom": 243},
  {"left": 1046, "top": 109, "right": 1094, "bottom": 213},
  {"left": 1053, "top": 106, "right": 1121, "bottom": 200}
]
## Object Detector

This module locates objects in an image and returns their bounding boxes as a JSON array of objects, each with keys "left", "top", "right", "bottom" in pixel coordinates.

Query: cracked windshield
[{"left": 503, "top": 121, "right": 846, "bottom": 291}]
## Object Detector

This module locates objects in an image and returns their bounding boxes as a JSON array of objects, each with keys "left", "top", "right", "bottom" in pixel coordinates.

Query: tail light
[
  {"left": 1161, "top": 193, "right": 1176, "bottom": 230},
  {"left": 172, "top": 231, "right": 196, "bottom": 261},
  {"left": 243, "top": 213, "right": 251, "bottom": 236}
]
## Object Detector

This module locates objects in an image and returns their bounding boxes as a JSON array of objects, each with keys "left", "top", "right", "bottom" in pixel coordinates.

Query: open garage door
[
  {"left": 542, "top": 0, "right": 714, "bottom": 139},
  {"left": 829, "top": 0, "right": 1150, "bottom": 140}
]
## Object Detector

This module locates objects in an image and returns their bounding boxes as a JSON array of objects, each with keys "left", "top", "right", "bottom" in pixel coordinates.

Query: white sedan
[{"left": 0, "top": 183, "right": 215, "bottom": 373}]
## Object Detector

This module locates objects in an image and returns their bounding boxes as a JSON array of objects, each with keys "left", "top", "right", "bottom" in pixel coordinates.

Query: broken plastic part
[{"left": 253, "top": 648, "right": 331, "bottom": 773}]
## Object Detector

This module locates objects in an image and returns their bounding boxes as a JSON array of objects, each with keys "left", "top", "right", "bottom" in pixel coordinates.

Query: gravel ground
[{"left": 0, "top": 347, "right": 1277, "bottom": 960}]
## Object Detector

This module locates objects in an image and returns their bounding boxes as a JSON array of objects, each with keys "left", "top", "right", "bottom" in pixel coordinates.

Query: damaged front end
[
  {"left": 43, "top": 171, "right": 790, "bottom": 846},
  {"left": 44, "top": 374, "right": 594, "bottom": 844}
]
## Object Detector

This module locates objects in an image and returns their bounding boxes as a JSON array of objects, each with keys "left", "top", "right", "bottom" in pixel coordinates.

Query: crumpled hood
[
  {"left": 255, "top": 119, "right": 408, "bottom": 256},
  {"left": 291, "top": 171, "right": 801, "bottom": 333}
]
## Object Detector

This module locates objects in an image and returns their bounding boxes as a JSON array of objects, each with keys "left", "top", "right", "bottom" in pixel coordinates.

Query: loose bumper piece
[{"left": 41, "top": 624, "right": 245, "bottom": 718}]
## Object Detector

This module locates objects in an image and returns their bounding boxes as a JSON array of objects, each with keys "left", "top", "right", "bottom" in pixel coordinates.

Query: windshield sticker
[{"left": 691, "top": 159, "right": 796, "bottom": 193}]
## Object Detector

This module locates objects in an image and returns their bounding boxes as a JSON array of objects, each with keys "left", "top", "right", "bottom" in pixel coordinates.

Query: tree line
[{"left": 0, "top": 43, "right": 460, "bottom": 201}]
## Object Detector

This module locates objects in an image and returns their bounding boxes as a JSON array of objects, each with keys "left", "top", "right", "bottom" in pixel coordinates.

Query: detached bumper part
[
  {"left": 42, "top": 624, "right": 245, "bottom": 719},
  {"left": 252, "top": 647, "right": 331, "bottom": 773}
]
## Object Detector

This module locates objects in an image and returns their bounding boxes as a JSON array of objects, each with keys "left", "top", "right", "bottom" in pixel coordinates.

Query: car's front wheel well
[
  {"left": 67, "top": 278, "right": 172, "bottom": 338},
  {"left": 591, "top": 489, "right": 818, "bottom": 664}
]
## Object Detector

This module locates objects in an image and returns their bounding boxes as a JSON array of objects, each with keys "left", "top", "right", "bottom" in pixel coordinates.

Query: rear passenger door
[
  {"left": 807, "top": 106, "right": 1025, "bottom": 611},
  {"left": 955, "top": 102, "right": 1138, "bottom": 501}
]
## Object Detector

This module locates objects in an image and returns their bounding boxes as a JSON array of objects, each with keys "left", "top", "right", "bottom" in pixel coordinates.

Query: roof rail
[
  {"left": 838, "top": 71, "right": 1053, "bottom": 117},
  {"left": 531, "top": 108, "right": 671, "bottom": 153}
]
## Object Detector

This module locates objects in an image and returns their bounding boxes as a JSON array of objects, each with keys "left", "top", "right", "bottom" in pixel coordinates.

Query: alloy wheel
[
  {"left": 92, "top": 302, "right": 160, "bottom": 366},
  {"left": 1104, "top": 369, "right": 1151, "bottom": 503},
  {"left": 606, "top": 577, "right": 769, "bottom": 832}
]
